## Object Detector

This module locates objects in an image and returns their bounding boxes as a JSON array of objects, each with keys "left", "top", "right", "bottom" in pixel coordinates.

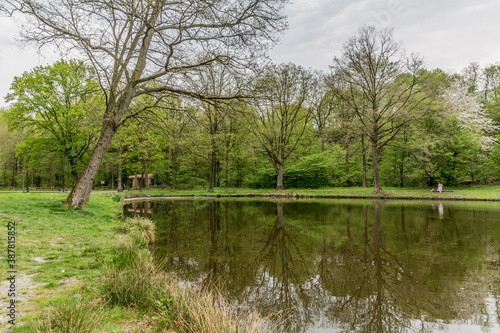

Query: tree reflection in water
[
  {"left": 243, "top": 201, "right": 324, "bottom": 332},
  {"left": 125, "top": 199, "right": 500, "bottom": 333}
]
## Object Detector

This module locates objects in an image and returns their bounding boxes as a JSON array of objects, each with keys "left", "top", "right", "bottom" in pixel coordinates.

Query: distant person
[{"left": 437, "top": 182, "right": 443, "bottom": 193}]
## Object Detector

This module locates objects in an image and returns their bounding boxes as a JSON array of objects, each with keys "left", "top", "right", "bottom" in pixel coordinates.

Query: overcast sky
[{"left": 1, "top": 0, "right": 500, "bottom": 107}]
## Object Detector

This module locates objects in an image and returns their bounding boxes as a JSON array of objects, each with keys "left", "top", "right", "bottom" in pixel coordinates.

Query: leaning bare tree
[
  {"left": 327, "top": 26, "right": 437, "bottom": 193},
  {"left": 4, "top": 0, "right": 287, "bottom": 208}
]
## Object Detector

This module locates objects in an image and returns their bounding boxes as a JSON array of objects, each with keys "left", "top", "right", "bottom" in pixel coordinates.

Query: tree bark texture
[
  {"left": 276, "top": 163, "right": 285, "bottom": 190},
  {"left": 371, "top": 141, "right": 382, "bottom": 192},
  {"left": 66, "top": 122, "right": 116, "bottom": 208},
  {"left": 171, "top": 146, "right": 177, "bottom": 191},
  {"left": 117, "top": 143, "right": 123, "bottom": 192},
  {"left": 362, "top": 134, "right": 367, "bottom": 187},
  {"left": 209, "top": 149, "right": 216, "bottom": 192}
]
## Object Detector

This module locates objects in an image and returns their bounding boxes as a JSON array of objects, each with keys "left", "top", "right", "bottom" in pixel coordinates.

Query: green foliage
[
  {"left": 248, "top": 149, "right": 346, "bottom": 188},
  {"left": 4, "top": 59, "right": 103, "bottom": 187},
  {"left": 491, "top": 135, "right": 500, "bottom": 180},
  {"left": 286, "top": 151, "right": 339, "bottom": 188},
  {"left": 246, "top": 167, "right": 275, "bottom": 188},
  {"left": 112, "top": 194, "right": 122, "bottom": 202},
  {"left": 152, "top": 294, "right": 183, "bottom": 329},
  {"left": 2, "top": 56, "right": 500, "bottom": 191}
]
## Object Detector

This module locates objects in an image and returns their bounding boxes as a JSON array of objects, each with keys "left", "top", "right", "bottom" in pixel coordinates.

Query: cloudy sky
[{"left": 1, "top": 0, "right": 500, "bottom": 107}]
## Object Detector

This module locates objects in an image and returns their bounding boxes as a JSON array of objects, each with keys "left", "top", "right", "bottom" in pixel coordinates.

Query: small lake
[{"left": 124, "top": 198, "right": 500, "bottom": 333}]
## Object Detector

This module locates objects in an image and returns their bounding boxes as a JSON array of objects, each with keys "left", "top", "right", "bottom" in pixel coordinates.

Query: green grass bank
[{"left": 132, "top": 185, "right": 500, "bottom": 201}]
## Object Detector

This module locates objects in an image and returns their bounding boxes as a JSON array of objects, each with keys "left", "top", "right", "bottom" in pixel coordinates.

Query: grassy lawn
[{"left": 0, "top": 192, "right": 133, "bottom": 331}]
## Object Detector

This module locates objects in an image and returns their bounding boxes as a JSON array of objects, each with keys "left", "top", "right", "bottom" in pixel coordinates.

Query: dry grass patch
[{"left": 101, "top": 233, "right": 280, "bottom": 333}]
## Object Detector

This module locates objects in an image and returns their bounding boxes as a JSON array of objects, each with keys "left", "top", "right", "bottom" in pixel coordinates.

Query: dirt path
[{"left": 1, "top": 274, "right": 44, "bottom": 331}]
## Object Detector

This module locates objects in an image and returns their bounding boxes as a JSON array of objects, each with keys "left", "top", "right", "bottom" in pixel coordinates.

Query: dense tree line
[{"left": 1, "top": 27, "right": 499, "bottom": 196}]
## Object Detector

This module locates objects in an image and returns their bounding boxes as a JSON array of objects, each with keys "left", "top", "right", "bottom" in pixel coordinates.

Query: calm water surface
[{"left": 124, "top": 199, "right": 500, "bottom": 333}]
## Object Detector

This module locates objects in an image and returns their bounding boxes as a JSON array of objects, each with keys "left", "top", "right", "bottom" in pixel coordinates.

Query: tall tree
[
  {"left": 5, "top": 59, "right": 101, "bottom": 184},
  {"left": 328, "top": 26, "right": 437, "bottom": 192},
  {"left": 185, "top": 63, "right": 241, "bottom": 191},
  {"left": 5, "top": 0, "right": 287, "bottom": 208},
  {"left": 461, "top": 62, "right": 481, "bottom": 93},
  {"left": 250, "top": 63, "right": 314, "bottom": 190},
  {"left": 481, "top": 63, "right": 500, "bottom": 103},
  {"left": 309, "top": 72, "right": 336, "bottom": 152},
  {"left": 160, "top": 101, "right": 191, "bottom": 191}
]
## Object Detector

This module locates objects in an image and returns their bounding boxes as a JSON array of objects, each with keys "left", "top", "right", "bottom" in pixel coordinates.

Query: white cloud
[
  {"left": 269, "top": 0, "right": 500, "bottom": 72},
  {"left": 0, "top": 16, "right": 59, "bottom": 107}
]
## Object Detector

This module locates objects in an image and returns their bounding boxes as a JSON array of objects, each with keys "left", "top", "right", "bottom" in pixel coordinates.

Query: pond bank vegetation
[{"left": 122, "top": 185, "right": 500, "bottom": 202}]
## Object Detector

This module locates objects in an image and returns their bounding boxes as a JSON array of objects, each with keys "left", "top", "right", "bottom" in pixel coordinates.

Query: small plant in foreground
[
  {"left": 30, "top": 297, "right": 104, "bottom": 333},
  {"left": 126, "top": 216, "right": 156, "bottom": 244},
  {"left": 152, "top": 294, "right": 181, "bottom": 329},
  {"left": 112, "top": 194, "right": 123, "bottom": 202}
]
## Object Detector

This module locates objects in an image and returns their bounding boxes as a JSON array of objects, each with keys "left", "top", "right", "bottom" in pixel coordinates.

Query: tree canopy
[{"left": 1, "top": 24, "right": 499, "bottom": 195}]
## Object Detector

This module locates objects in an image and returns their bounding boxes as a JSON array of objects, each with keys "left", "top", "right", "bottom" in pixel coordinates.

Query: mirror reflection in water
[{"left": 124, "top": 199, "right": 500, "bottom": 333}]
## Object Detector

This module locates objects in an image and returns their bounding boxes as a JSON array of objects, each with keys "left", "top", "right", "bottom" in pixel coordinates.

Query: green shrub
[
  {"left": 286, "top": 153, "right": 335, "bottom": 188},
  {"left": 246, "top": 167, "right": 277, "bottom": 189},
  {"left": 248, "top": 149, "right": 346, "bottom": 189},
  {"left": 111, "top": 194, "right": 122, "bottom": 202}
]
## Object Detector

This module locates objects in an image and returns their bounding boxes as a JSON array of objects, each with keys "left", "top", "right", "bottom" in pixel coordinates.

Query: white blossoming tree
[{"left": 443, "top": 80, "right": 498, "bottom": 151}]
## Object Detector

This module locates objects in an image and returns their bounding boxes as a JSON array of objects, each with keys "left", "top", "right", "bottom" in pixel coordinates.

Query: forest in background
[{"left": 1, "top": 27, "right": 499, "bottom": 192}]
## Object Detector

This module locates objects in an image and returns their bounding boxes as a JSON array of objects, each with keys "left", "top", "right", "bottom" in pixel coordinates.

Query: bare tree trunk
[
  {"left": 216, "top": 159, "right": 220, "bottom": 187},
  {"left": 61, "top": 158, "right": 65, "bottom": 188},
  {"left": 117, "top": 143, "right": 123, "bottom": 192},
  {"left": 208, "top": 149, "right": 215, "bottom": 192},
  {"left": 67, "top": 158, "right": 79, "bottom": 185},
  {"left": 400, "top": 127, "right": 407, "bottom": 188},
  {"left": 320, "top": 128, "right": 325, "bottom": 152},
  {"left": 276, "top": 163, "right": 285, "bottom": 190},
  {"left": 399, "top": 155, "right": 404, "bottom": 188},
  {"left": 362, "top": 134, "right": 367, "bottom": 187},
  {"left": 144, "top": 158, "right": 149, "bottom": 188},
  {"left": 345, "top": 149, "right": 350, "bottom": 187},
  {"left": 25, "top": 167, "right": 29, "bottom": 193},
  {"left": 171, "top": 146, "right": 176, "bottom": 191},
  {"left": 167, "top": 146, "right": 172, "bottom": 188},
  {"left": 66, "top": 122, "right": 116, "bottom": 208},
  {"left": 371, "top": 142, "right": 382, "bottom": 193},
  {"left": 8, "top": 164, "right": 12, "bottom": 188},
  {"left": 142, "top": 144, "right": 149, "bottom": 188},
  {"left": 110, "top": 167, "right": 114, "bottom": 189},
  {"left": 225, "top": 150, "right": 229, "bottom": 188}
]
